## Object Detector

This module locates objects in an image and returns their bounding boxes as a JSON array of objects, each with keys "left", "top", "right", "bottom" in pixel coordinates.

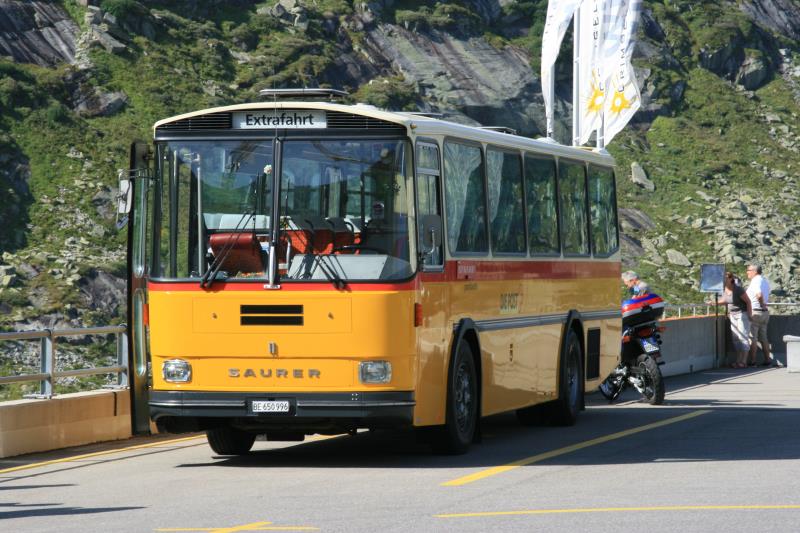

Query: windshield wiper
[
  {"left": 200, "top": 211, "right": 256, "bottom": 288},
  {"left": 314, "top": 253, "right": 348, "bottom": 290}
]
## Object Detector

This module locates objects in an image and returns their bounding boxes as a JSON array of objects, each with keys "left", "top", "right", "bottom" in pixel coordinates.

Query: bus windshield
[{"left": 152, "top": 138, "right": 414, "bottom": 282}]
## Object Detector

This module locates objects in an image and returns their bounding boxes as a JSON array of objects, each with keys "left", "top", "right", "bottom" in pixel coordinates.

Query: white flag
[
  {"left": 541, "top": 0, "right": 584, "bottom": 138},
  {"left": 603, "top": 0, "right": 643, "bottom": 144},
  {"left": 576, "top": 0, "right": 607, "bottom": 145}
]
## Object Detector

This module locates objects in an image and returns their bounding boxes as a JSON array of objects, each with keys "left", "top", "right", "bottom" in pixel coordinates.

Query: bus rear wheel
[
  {"left": 206, "top": 426, "right": 256, "bottom": 455},
  {"left": 432, "top": 342, "right": 478, "bottom": 455},
  {"left": 550, "top": 328, "right": 583, "bottom": 426}
]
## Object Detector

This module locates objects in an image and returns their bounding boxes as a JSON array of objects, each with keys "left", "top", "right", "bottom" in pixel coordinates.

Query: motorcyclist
[
  {"left": 600, "top": 271, "right": 662, "bottom": 402},
  {"left": 622, "top": 270, "right": 649, "bottom": 297}
]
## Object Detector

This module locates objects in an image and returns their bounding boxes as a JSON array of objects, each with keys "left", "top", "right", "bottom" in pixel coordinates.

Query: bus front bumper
[{"left": 148, "top": 390, "right": 415, "bottom": 432}]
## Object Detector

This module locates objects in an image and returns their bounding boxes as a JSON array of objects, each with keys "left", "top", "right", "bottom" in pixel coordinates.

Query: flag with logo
[
  {"left": 576, "top": 0, "right": 612, "bottom": 145},
  {"left": 541, "top": 0, "right": 584, "bottom": 137},
  {"left": 602, "top": 0, "right": 643, "bottom": 144}
]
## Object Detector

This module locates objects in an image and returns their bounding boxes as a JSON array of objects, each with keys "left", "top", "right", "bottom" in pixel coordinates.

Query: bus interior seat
[
  {"left": 280, "top": 228, "right": 313, "bottom": 255},
  {"left": 298, "top": 216, "right": 335, "bottom": 253},
  {"left": 326, "top": 217, "right": 356, "bottom": 249},
  {"left": 208, "top": 232, "right": 264, "bottom": 274}
]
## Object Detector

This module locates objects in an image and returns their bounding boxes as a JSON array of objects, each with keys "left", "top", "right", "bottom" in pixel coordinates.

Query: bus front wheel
[
  {"left": 206, "top": 426, "right": 256, "bottom": 455},
  {"left": 432, "top": 342, "right": 478, "bottom": 455}
]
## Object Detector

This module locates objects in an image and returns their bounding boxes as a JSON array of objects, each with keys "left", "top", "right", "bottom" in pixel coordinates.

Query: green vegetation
[{"left": 352, "top": 76, "right": 417, "bottom": 110}]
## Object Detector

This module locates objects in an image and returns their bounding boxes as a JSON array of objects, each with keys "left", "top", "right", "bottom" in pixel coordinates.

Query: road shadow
[
  {"left": 0, "top": 505, "right": 143, "bottom": 520},
  {"left": 175, "top": 367, "right": 800, "bottom": 471}
]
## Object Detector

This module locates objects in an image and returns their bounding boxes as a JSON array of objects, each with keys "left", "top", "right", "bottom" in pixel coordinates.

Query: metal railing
[
  {"left": 0, "top": 325, "right": 128, "bottom": 398},
  {"left": 663, "top": 304, "right": 718, "bottom": 319},
  {"left": 663, "top": 302, "right": 800, "bottom": 319}
]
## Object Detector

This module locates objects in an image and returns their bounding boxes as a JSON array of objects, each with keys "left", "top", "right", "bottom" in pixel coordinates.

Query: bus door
[
  {"left": 413, "top": 141, "right": 448, "bottom": 426},
  {"left": 125, "top": 141, "right": 153, "bottom": 434}
]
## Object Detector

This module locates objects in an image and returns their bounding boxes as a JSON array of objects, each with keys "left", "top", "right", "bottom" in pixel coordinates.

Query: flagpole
[
  {"left": 572, "top": 7, "right": 580, "bottom": 147},
  {"left": 597, "top": 111, "right": 605, "bottom": 150},
  {"left": 546, "top": 64, "right": 555, "bottom": 138}
]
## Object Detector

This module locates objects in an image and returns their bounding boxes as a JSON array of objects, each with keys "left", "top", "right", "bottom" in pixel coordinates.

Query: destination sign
[{"left": 232, "top": 110, "right": 327, "bottom": 129}]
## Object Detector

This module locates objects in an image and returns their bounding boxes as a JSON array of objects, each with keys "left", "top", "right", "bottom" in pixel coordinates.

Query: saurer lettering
[{"left": 229, "top": 368, "right": 321, "bottom": 378}]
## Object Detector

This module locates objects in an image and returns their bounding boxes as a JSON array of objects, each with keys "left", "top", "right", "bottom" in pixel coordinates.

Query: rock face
[
  {"left": 741, "top": 0, "right": 800, "bottom": 41},
  {"left": 363, "top": 25, "right": 548, "bottom": 137},
  {"left": 630, "top": 162, "right": 655, "bottom": 191},
  {"left": 0, "top": 0, "right": 79, "bottom": 66},
  {"left": 78, "top": 269, "right": 126, "bottom": 316},
  {"left": 0, "top": 143, "right": 32, "bottom": 253},
  {"left": 65, "top": 68, "right": 128, "bottom": 117}
]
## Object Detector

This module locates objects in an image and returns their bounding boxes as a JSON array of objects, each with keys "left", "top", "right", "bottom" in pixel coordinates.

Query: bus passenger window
[
  {"left": 558, "top": 160, "right": 589, "bottom": 256},
  {"left": 588, "top": 165, "right": 619, "bottom": 256},
  {"left": 444, "top": 142, "right": 487, "bottom": 254},
  {"left": 524, "top": 155, "right": 559, "bottom": 255},
  {"left": 487, "top": 148, "right": 525, "bottom": 254}
]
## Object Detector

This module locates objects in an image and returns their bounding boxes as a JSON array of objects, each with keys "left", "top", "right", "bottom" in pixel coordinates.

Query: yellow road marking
[
  {"left": 155, "top": 521, "right": 318, "bottom": 532},
  {"left": 441, "top": 410, "right": 710, "bottom": 486},
  {"left": 436, "top": 504, "right": 800, "bottom": 518},
  {"left": 0, "top": 435, "right": 205, "bottom": 475}
]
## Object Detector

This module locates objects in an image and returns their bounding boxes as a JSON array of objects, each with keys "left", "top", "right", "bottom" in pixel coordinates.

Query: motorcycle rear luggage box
[{"left": 622, "top": 293, "right": 665, "bottom": 327}]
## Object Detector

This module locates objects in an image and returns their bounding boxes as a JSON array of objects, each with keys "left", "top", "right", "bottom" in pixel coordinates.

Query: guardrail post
[
  {"left": 117, "top": 331, "right": 129, "bottom": 388},
  {"left": 40, "top": 331, "right": 54, "bottom": 398}
]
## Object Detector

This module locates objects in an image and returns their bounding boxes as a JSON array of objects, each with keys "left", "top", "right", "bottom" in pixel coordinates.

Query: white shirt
[{"left": 746, "top": 274, "right": 770, "bottom": 311}]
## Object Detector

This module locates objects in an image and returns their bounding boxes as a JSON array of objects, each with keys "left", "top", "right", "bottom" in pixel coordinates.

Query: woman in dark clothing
[{"left": 717, "top": 272, "right": 753, "bottom": 368}]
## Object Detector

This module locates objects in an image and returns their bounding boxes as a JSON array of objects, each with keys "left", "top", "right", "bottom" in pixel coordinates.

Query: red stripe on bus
[
  {"left": 146, "top": 260, "right": 618, "bottom": 291},
  {"left": 147, "top": 280, "right": 417, "bottom": 292},
  {"left": 421, "top": 259, "right": 620, "bottom": 282}
]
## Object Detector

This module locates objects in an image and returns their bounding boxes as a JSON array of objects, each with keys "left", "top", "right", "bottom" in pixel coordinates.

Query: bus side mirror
[
  {"left": 117, "top": 174, "right": 132, "bottom": 214},
  {"left": 116, "top": 171, "right": 132, "bottom": 229},
  {"left": 419, "top": 214, "right": 442, "bottom": 259}
]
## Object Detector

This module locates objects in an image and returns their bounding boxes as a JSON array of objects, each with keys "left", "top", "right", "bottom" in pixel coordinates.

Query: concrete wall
[
  {"left": 659, "top": 315, "right": 726, "bottom": 377},
  {"left": 0, "top": 389, "right": 132, "bottom": 458},
  {"left": 768, "top": 315, "right": 800, "bottom": 354}
]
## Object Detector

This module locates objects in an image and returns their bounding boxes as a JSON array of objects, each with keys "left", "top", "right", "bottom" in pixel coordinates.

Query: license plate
[
  {"left": 640, "top": 338, "right": 660, "bottom": 353},
  {"left": 250, "top": 400, "right": 290, "bottom": 413}
]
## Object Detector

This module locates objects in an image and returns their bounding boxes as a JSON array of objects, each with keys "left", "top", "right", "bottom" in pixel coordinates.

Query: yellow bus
[{"left": 121, "top": 88, "right": 621, "bottom": 455}]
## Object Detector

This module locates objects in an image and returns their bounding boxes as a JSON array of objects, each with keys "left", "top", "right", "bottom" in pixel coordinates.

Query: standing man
[
  {"left": 745, "top": 263, "right": 779, "bottom": 366},
  {"left": 621, "top": 270, "right": 649, "bottom": 297}
]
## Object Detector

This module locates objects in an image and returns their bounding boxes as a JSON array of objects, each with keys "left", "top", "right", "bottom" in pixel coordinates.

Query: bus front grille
[{"left": 240, "top": 304, "right": 304, "bottom": 326}]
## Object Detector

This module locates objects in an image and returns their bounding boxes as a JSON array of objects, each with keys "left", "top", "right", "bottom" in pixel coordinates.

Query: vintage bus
[{"left": 120, "top": 88, "right": 621, "bottom": 455}]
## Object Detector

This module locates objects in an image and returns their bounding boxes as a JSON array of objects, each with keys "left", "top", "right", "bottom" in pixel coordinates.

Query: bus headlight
[
  {"left": 163, "top": 359, "right": 192, "bottom": 383},
  {"left": 359, "top": 361, "right": 392, "bottom": 384}
]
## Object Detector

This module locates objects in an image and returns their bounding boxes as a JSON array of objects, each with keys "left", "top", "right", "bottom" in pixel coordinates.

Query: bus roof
[{"left": 154, "top": 101, "right": 615, "bottom": 166}]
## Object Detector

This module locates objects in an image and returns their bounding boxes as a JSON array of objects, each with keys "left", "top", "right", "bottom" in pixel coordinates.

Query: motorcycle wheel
[{"left": 636, "top": 354, "right": 665, "bottom": 405}]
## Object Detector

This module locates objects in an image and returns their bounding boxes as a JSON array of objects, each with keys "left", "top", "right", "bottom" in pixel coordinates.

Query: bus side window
[
  {"left": 558, "top": 160, "right": 589, "bottom": 256},
  {"left": 416, "top": 142, "right": 443, "bottom": 268},
  {"left": 443, "top": 141, "right": 488, "bottom": 255},
  {"left": 487, "top": 147, "right": 525, "bottom": 255},
  {"left": 588, "top": 165, "right": 619, "bottom": 256},
  {"left": 524, "top": 155, "right": 559, "bottom": 255}
]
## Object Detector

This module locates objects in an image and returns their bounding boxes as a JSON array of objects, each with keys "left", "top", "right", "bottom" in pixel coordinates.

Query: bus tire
[
  {"left": 432, "top": 342, "right": 478, "bottom": 455},
  {"left": 206, "top": 427, "right": 256, "bottom": 455},
  {"left": 550, "top": 328, "right": 583, "bottom": 426}
]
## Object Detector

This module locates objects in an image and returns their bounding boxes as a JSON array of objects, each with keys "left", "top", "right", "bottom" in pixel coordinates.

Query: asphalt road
[{"left": 2, "top": 366, "right": 799, "bottom": 533}]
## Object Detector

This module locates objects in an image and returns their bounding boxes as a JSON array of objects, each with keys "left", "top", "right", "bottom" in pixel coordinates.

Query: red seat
[{"left": 208, "top": 233, "right": 263, "bottom": 274}]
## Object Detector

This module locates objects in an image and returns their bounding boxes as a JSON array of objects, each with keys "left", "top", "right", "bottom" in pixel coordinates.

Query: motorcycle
[{"left": 599, "top": 293, "right": 666, "bottom": 405}]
